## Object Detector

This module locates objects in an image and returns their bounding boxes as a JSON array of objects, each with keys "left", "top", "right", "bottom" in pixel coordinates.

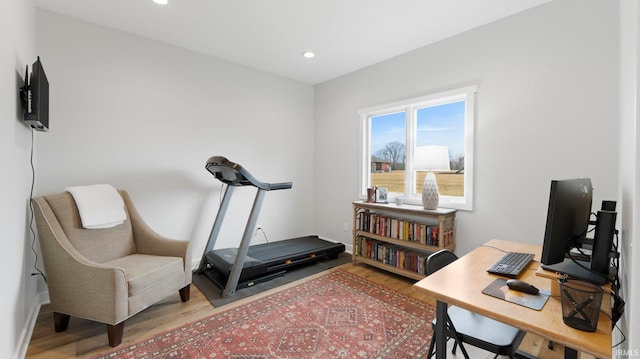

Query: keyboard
[{"left": 487, "top": 252, "right": 534, "bottom": 278}]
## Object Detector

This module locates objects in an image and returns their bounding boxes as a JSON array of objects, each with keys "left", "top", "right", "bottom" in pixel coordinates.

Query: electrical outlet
[{"left": 343, "top": 223, "right": 348, "bottom": 232}]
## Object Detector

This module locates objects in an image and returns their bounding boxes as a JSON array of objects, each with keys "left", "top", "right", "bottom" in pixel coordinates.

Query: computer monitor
[
  {"left": 541, "top": 178, "right": 593, "bottom": 266},
  {"left": 540, "top": 178, "right": 610, "bottom": 285}
]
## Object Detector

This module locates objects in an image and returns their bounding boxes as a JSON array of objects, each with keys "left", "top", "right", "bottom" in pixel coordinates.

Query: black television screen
[
  {"left": 24, "top": 57, "right": 49, "bottom": 131},
  {"left": 540, "top": 178, "right": 593, "bottom": 266}
]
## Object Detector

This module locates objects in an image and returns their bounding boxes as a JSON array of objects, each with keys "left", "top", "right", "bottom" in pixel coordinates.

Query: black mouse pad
[{"left": 482, "top": 278, "right": 550, "bottom": 310}]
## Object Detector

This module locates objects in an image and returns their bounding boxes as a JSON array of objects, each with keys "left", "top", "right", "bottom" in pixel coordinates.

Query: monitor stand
[{"left": 541, "top": 258, "right": 608, "bottom": 285}]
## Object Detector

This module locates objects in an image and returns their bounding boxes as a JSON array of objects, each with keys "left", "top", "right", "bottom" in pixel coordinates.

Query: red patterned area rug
[{"left": 89, "top": 269, "right": 435, "bottom": 358}]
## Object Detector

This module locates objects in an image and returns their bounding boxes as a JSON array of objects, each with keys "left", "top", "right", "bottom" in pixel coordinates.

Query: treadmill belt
[
  {"left": 204, "top": 235, "right": 345, "bottom": 284},
  {"left": 247, "top": 236, "right": 342, "bottom": 261}
]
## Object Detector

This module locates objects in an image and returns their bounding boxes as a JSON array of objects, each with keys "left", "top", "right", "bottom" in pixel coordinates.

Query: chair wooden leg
[
  {"left": 107, "top": 322, "right": 125, "bottom": 347},
  {"left": 53, "top": 312, "right": 70, "bottom": 332},
  {"left": 179, "top": 284, "right": 191, "bottom": 302}
]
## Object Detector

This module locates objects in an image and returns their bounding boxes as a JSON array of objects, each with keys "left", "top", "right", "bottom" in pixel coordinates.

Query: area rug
[
  {"left": 89, "top": 268, "right": 435, "bottom": 358},
  {"left": 193, "top": 252, "right": 353, "bottom": 308}
]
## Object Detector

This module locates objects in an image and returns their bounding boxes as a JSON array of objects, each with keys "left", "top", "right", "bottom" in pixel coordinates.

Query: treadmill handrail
[{"left": 205, "top": 156, "right": 293, "bottom": 191}]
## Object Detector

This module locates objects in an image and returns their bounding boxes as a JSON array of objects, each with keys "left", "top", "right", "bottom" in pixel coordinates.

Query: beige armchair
[{"left": 32, "top": 190, "right": 192, "bottom": 347}]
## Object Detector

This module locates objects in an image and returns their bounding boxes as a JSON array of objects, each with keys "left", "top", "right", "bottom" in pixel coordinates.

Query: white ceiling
[{"left": 35, "top": 0, "right": 551, "bottom": 84}]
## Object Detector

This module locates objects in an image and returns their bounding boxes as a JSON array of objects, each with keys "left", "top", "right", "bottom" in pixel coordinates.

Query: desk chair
[{"left": 426, "top": 250, "right": 526, "bottom": 359}]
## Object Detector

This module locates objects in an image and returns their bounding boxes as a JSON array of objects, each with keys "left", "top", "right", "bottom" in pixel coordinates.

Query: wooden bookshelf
[{"left": 352, "top": 201, "right": 456, "bottom": 280}]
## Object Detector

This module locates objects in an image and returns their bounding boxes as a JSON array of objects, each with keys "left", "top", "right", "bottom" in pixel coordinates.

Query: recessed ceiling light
[
  {"left": 302, "top": 51, "right": 315, "bottom": 59},
  {"left": 153, "top": 0, "right": 168, "bottom": 5}
]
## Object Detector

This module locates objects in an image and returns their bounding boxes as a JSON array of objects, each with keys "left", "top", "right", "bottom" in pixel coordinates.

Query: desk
[{"left": 413, "top": 239, "right": 612, "bottom": 359}]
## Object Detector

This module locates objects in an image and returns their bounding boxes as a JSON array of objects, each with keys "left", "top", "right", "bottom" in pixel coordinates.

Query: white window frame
[{"left": 358, "top": 85, "right": 476, "bottom": 211}]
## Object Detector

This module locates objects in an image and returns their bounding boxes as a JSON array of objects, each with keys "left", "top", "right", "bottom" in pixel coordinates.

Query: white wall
[
  {"left": 315, "top": 0, "right": 619, "bottom": 254},
  {"left": 618, "top": 0, "right": 639, "bottom": 355},
  {"left": 35, "top": 10, "right": 316, "bottom": 267},
  {"left": 1, "top": 0, "right": 38, "bottom": 357}
]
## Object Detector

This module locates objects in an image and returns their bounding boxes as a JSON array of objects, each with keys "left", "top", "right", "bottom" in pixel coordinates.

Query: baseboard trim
[{"left": 14, "top": 291, "right": 49, "bottom": 359}]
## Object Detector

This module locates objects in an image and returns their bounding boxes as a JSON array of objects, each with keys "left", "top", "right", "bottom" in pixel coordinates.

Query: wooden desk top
[{"left": 413, "top": 239, "right": 612, "bottom": 359}]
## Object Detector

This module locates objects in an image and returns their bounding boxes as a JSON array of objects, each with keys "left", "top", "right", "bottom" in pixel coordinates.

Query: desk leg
[{"left": 435, "top": 300, "right": 447, "bottom": 359}]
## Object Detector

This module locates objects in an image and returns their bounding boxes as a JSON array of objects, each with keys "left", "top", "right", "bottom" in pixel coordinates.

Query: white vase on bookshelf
[{"left": 422, "top": 172, "right": 440, "bottom": 210}]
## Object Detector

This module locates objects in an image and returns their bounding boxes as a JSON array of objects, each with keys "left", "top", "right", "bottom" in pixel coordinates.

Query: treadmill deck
[{"left": 204, "top": 235, "right": 345, "bottom": 283}]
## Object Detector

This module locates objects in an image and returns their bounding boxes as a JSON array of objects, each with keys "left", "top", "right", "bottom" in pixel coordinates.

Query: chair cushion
[
  {"left": 447, "top": 305, "right": 523, "bottom": 348},
  {"left": 105, "top": 254, "right": 185, "bottom": 297}
]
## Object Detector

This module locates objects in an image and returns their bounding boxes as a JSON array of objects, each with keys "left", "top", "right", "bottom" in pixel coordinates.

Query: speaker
[
  {"left": 601, "top": 200, "right": 616, "bottom": 211},
  {"left": 591, "top": 210, "right": 616, "bottom": 275}
]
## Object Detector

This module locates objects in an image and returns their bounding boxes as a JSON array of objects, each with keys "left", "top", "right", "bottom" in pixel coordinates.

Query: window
[{"left": 359, "top": 85, "right": 476, "bottom": 210}]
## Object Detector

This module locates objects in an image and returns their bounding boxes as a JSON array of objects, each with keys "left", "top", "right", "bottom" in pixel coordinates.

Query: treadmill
[{"left": 197, "top": 156, "right": 345, "bottom": 297}]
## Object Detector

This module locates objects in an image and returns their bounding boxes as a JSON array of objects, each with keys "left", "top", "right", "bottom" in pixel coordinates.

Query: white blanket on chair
[{"left": 65, "top": 184, "right": 126, "bottom": 229}]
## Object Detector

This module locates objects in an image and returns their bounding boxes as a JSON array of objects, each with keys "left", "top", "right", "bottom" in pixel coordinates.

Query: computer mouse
[{"left": 506, "top": 279, "right": 539, "bottom": 295}]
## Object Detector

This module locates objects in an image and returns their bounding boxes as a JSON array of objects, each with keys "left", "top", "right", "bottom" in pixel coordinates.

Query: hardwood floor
[{"left": 26, "top": 262, "right": 584, "bottom": 358}]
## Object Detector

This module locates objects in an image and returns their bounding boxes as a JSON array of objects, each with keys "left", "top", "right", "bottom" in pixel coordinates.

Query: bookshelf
[{"left": 352, "top": 201, "right": 456, "bottom": 280}]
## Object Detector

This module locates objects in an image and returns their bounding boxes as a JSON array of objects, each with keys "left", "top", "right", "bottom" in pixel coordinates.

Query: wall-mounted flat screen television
[{"left": 21, "top": 56, "right": 49, "bottom": 131}]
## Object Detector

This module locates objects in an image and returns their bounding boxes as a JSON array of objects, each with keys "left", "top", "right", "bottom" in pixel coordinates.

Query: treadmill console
[{"left": 205, "top": 156, "right": 292, "bottom": 191}]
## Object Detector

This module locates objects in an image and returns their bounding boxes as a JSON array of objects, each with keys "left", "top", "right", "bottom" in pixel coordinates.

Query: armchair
[{"left": 32, "top": 189, "right": 192, "bottom": 347}]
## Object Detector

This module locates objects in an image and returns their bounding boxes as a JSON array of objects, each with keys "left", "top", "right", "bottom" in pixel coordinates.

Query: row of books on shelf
[
  {"left": 356, "top": 210, "right": 440, "bottom": 246},
  {"left": 354, "top": 236, "right": 428, "bottom": 275}
]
